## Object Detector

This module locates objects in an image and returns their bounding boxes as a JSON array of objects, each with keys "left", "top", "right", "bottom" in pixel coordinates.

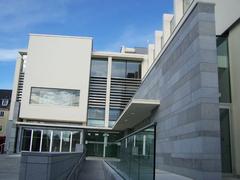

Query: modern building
[
  {"left": 5, "top": 0, "right": 240, "bottom": 179},
  {"left": 0, "top": 89, "right": 12, "bottom": 152}
]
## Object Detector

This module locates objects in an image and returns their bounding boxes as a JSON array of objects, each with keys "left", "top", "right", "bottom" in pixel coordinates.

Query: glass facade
[
  {"left": 109, "top": 109, "right": 122, "bottom": 127},
  {"left": 217, "top": 37, "right": 231, "bottom": 103},
  {"left": 87, "top": 107, "right": 105, "bottom": 127},
  {"left": 30, "top": 87, "right": 80, "bottom": 106},
  {"left": 21, "top": 128, "right": 82, "bottom": 153},
  {"left": 107, "top": 126, "right": 155, "bottom": 180},
  {"left": 112, "top": 60, "right": 141, "bottom": 79},
  {"left": 91, "top": 59, "right": 108, "bottom": 77}
]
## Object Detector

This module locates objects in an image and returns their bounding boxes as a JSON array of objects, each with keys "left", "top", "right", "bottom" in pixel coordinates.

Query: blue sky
[{"left": 0, "top": 0, "right": 173, "bottom": 89}]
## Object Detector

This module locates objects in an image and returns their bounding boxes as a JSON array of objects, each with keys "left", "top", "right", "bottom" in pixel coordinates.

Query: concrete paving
[
  {"left": 78, "top": 159, "right": 106, "bottom": 180},
  {"left": 0, "top": 154, "right": 20, "bottom": 180}
]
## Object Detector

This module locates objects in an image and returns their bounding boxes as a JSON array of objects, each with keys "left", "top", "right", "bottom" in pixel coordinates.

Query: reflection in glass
[
  {"left": 109, "top": 109, "right": 122, "bottom": 127},
  {"left": 107, "top": 126, "right": 155, "bottom": 180},
  {"left": 91, "top": 59, "right": 108, "bottom": 77},
  {"left": 126, "top": 61, "right": 141, "bottom": 79},
  {"left": 22, "top": 129, "right": 31, "bottom": 151},
  {"left": 217, "top": 37, "right": 231, "bottom": 103},
  {"left": 41, "top": 130, "right": 51, "bottom": 152},
  {"left": 52, "top": 131, "right": 61, "bottom": 152},
  {"left": 32, "top": 130, "right": 41, "bottom": 151},
  {"left": 30, "top": 87, "right": 80, "bottom": 106},
  {"left": 112, "top": 61, "right": 126, "bottom": 78},
  {"left": 87, "top": 107, "right": 105, "bottom": 127},
  {"left": 72, "top": 131, "right": 80, "bottom": 152},
  {"left": 62, "top": 131, "right": 71, "bottom": 152}
]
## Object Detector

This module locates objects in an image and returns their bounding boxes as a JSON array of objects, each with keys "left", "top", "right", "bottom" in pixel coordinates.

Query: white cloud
[
  {"left": 0, "top": 0, "right": 73, "bottom": 32},
  {"left": 0, "top": 49, "right": 18, "bottom": 61},
  {"left": 102, "top": 26, "right": 154, "bottom": 52}
]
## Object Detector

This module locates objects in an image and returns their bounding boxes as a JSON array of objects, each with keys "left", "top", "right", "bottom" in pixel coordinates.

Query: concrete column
[
  {"left": 163, "top": 14, "right": 174, "bottom": 44},
  {"left": 148, "top": 44, "right": 155, "bottom": 68},
  {"left": 154, "top": 31, "right": 163, "bottom": 58},
  {"left": 105, "top": 57, "right": 112, "bottom": 128},
  {"left": 103, "top": 133, "right": 109, "bottom": 158},
  {"left": 174, "top": 0, "right": 184, "bottom": 25}
]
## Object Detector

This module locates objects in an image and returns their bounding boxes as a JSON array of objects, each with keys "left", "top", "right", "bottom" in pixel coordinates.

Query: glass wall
[
  {"left": 87, "top": 107, "right": 105, "bottom": 127},
  {"left": 91, "top": 59, "right": 108, "bottom": 77},
  {"left": 109, "top": 109, "right": 122, "bottom": 127},
  {"left": 21, "top": 128, "right": 82, "bottom": 153},
  {"left": 217, "top": 37, "right": 231, "bottom": 103},
  {"left": 30, "top": 87, "right": 80, "bottom": 106},
  {"left": 107, "top": 125, "right": 155, "bottom": 180},
  {"left": 112, "top": 60, "right": 141, "bottom": 79}
]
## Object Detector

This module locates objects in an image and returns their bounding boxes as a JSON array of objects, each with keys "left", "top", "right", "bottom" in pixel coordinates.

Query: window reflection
[
  {"left": 41, "top": 130, "right": 51, "bottom": 152},
  {"left": 91, "top": 59, "right": 108, "bottom": 77},
  {"left": 72, "top": 131, "right": 80, "bottom": 152},
  {"left": 62, "top": 131, "right": 71, "bottom": 152},
  {"left": 87, "top": 107, "right": 105, "bottom": 127},
  {"left": 52, "top": 131, "right": 61, "bottom": 152},
  {"left": 30, "top": 87, "right": 80, "bottom": 106},
  {"left": 22, "top": 129, "right": 31, "bottom": 151},
  {"left": 109, "top": 109, "right": 122, "bottom": 127},
  {"left": 112, "top": 60, "right": 141, "bottom": 79},
  {"left": 31, "top": 130, "right": 41, "bottom": 152},
  {"left": 217, "top": 37, "right": 231, "bottom": 103}
]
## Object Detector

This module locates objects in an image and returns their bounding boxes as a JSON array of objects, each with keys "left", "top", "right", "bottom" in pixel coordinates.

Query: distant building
[
  {"left": 5, "top": 0, "right": 240, "bottom": 179},
  {"left": 0, "top": 89, "right": 12, "bottom": 152}
]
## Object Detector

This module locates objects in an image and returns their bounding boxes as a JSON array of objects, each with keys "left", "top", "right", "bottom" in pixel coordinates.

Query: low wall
[{"left": 19, "top": 152, "right": 85, "bottom": 180}]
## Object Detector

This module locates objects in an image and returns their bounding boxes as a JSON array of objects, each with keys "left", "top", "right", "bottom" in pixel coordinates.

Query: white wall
[
  {"left": 228, "top": 23, "right": 240, "bottom": 175},
  {"left": 20, "top": 34, "right": 92, "bottom": 123}
]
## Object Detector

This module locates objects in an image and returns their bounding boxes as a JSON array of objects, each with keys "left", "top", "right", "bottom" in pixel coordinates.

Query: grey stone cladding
[{"left": 134, "top": 2, "right": 221, "bottom": 180}]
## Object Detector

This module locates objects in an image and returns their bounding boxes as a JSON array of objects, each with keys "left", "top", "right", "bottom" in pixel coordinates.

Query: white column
[
  {"left": 80, "top": 131, "right": 83, "bottom": 144},
  {"left": 143, "top": 135, "right": 146, "bottom": 156},
  {"left": 39, "top": 130, "right": 43, "bottom": 152},
  {"left": 174, "top": 0, "right": 184, "bottom": 25},
  {"left": 154, "top": 31, "right": 163, "bottom": 58},
  {"left": 103, "top": 133, "right": 109, "bottom": 158},
  {"left": 49, "top": 131, "right": 53, "bottom": 152},
  {"left": 163, "top": 14, "right": 174, "bottom": 44},
  {"left": 60, "top": 131, "right": 63, "bottom": 152},
  {"left": 29, "top": 130, "right": 33, "bottom": 152},
  {"left": 105, "top": 57, "right": 112, "bottom": 128},
  {"left": 133, "top": 135, "right": 136, "bottom": 147},
  {"left": 69, "top": 132, "right": 73, "bottom": 152},
  {"left": 148, "top": 44, "right": 155, "bottom": 68}
]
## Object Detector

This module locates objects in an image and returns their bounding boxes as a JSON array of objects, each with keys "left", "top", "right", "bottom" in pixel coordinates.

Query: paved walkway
[
  {"left": 78, "top": 159, "right": 106, "bottom": 180},
  {"left": 0, "top": 154, "right": 20, "bottom": 180}
]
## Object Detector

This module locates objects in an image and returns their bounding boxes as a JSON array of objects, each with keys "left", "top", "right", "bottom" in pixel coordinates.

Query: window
[
  {"left": 52, "top": 131, "right": 61, "bottom": 152},
  {"left": 109, "top": 109, "right": 122, "bottom": 127},
  {"left": 61, "top": 131, "right": 71, "bottom": 152},
  {"left": 91, "top": 59, "right": 108, "bottom": 77},
  {"left": 1, "top": 99, "right": 9, "bottom": 107},
  {"left": 0, "top": 111, "right": 4, "bottom": 117},
  {"left": 126, "top": 61, "right": 141, "bottom": 79},
  {"left": 22, "top": 129, "right": 31, "bottom": 151},
  {"left": 87, "top": 107, "right": 105, "bottom": 127},
  {"left": 30, "top": 87, "right": 80, "bottom": 106},
  {"left": 112, "top": 61, "right": 126, "bottom": 78},
  {"left": 0, "top": 125, "right": 2, "bottom": 131},
  {"left": 112, "top": 60, "right": 141, "bottom": 79},
  {"left": 41, "top": 130, "right": 51, "bottom": 152},
  {"left": 72, "top": 131, "right": 81, "bottom": 152},
  {"left": 217, "top": 37, "right": 231, "bottom": 103},
  {"left": 31, "top": 130, "right": 41, "bottom": 151}
]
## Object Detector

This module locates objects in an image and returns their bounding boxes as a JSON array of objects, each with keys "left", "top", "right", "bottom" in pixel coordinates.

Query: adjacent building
[
  {"left": 0, "top": 90, "right": 12, "bottom": 152},
  {"left": 5, "top": 0, "right": 240, "bottom": 179}
]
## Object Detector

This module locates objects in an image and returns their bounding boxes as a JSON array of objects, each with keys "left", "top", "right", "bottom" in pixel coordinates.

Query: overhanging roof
[{"left": 113, "top": 99, "right": 160, "bottom": 131}]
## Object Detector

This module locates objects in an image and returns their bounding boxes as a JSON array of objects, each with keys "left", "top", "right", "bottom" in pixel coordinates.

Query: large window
[
  {"left": 217, "top": 37, "right": 231, "bottom": 103},
  {"left": 0, "top": 111, "right": 4, "bottom": 117},
  {"left": 111, "top": 60, "right": 141, "bottom": 79},
  {"left": 87, "top": 107, "right": 105, "bottom": 127},
  {"left": 91, "top": 59, "right": 108, "bottom": 77},
  {"left": 21, "top": 129, "right": 82, "bottom": 153},
  {"left": 30, "top": 87, "right": 80, "bottom": 106}
]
